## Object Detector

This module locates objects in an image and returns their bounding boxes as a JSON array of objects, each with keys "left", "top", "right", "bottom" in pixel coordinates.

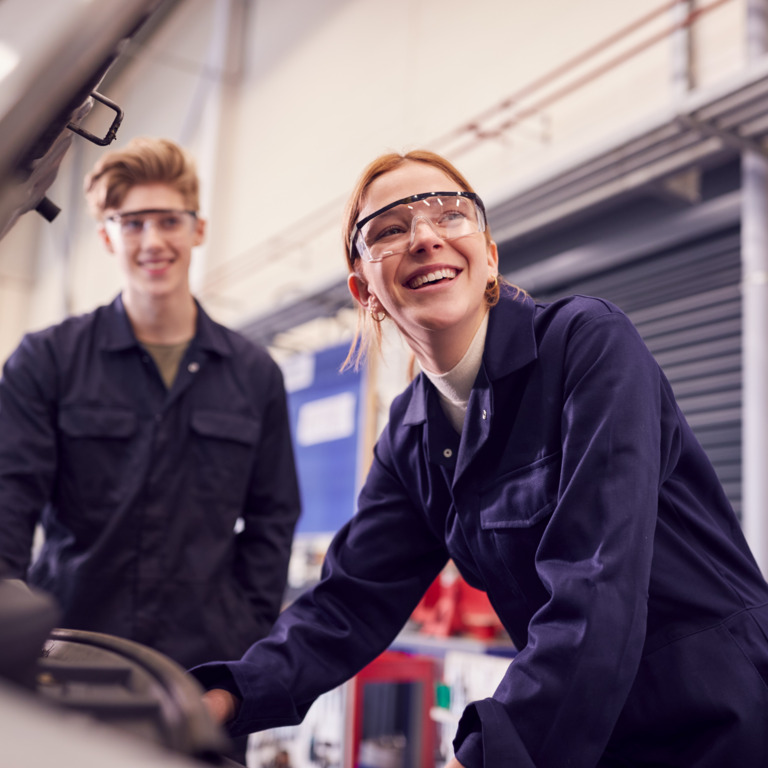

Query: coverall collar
[
  {"left": 98, "top": 293, "right": 233, "bottom": 357},
  {"left": 403, "top": 288, "right": 538, "bottom": 427}
]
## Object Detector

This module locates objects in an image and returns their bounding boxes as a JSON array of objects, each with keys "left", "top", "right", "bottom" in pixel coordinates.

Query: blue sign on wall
[{"left": 281, "top": 343, "right": 364, "bottom": 535}]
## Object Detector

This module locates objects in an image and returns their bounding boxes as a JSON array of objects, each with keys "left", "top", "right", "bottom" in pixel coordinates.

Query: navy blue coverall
[
  {"left": 0, "top": 295, "right": 301, "bottom": 668},
  {"left": 192, "top": 291, "right": 768, "bottom": 767}
]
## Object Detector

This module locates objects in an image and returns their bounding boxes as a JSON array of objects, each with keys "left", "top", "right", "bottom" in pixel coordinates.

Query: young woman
[{"left": 193, "top": 150, "right": 768, "bottom": 767}]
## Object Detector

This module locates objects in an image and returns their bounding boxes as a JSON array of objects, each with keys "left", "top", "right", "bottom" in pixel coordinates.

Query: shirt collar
[
  {"left": 483, "top": 286, "right": 538, "bottom": 379},
  {"left": 98, "top": 294, "right": 139, "bottom": 351},
  {"left": 192, "top": 300, "right": 233, "bottom": 356},
  {"left": 403, "top": 286, "right": 538, "bottom": 426},
  {"left": 98, "top": 293, "right": 232, "bottom": 357}
]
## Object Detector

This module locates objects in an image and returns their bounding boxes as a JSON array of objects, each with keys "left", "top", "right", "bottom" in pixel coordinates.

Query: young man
[{"left": 0, "top": 137, "right": 301, "bottom": 673}]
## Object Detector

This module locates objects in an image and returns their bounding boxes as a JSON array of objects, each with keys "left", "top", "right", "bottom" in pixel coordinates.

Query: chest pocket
[
  {"left": 190, "top": 409, "right": 261, "bottom": 504},
  {"left": 57, "top": 406, "right": 138, "bottom": 508},
  {"left": 479, "top": 451, "right": 560, "bottom": 530},
  {"left": 477, "top": 452, "right": 561, "bottom": 622}
]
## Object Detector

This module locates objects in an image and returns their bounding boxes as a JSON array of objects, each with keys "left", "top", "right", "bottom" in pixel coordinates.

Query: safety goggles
[
  {"left": 104, "top": 208, "right": 197, "bottom": 242},
  {"left": 351, "top": 191, "right": 487, "bottom": 263}
]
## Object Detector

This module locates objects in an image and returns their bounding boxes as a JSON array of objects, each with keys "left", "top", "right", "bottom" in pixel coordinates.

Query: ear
[
  {"left": 98, "top": 224, "right": 115, "bottom": 254},
  {"left": 193, "top": 215, "right": 206, "bottom": 247},
  {"left": 347, "top": 272, "right": 375, "bottom": 310},
  {"left": 487, "top": 240, "right": 499, "bottom": 279}
]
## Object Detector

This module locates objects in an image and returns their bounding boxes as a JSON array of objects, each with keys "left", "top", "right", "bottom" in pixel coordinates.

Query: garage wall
[{"left": 0, "top": 0, "right": 748, "bottom": 362}]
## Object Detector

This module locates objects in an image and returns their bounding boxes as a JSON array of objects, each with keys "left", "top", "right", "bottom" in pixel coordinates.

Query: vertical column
[
  {"left": 671, "top": 0, "right": 694, "bottom": 99},
  {"left": 183, "top": 0, "right": 249, "bottom": 294},
  {"left": 741, "top": 0, "right": 768, "bottom": 574}
]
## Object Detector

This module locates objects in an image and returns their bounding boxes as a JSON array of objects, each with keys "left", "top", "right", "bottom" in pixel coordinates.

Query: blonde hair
[
  {"left": 342, "top": 149, "right": 518, "bottom": 371},
  {"left": 84, "top": 136, "right": 199, "bottom": 218}
]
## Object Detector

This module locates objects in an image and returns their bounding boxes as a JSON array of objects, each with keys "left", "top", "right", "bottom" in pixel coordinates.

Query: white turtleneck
[{"left": 421, "top": 312, "right": 489, "bottom": 434}]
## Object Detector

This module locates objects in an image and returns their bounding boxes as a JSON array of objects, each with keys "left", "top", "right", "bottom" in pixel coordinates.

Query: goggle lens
[
  {"left": 353, "top": 192, "right": 486, "bottom": 263},
  {"left": 105, "top": 209, "right": 197, "bottom": 241}
]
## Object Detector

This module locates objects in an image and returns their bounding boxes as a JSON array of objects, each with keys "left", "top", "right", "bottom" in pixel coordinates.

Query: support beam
[{"left": 741, "top": 0, "right": 768, "bottom": 574}]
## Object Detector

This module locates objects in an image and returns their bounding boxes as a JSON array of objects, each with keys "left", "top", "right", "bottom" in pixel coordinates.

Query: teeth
[
  {"left": 143, "top": 259, "right": 172, "bottom": 270},
  {"left": 408, "top": 268, "right": 457, "bottom": 289}
]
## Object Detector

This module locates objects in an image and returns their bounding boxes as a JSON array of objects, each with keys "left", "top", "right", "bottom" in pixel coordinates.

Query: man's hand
[
  {"left": 444, "top": 758, "right": 465, "bottom": 768},
  {"left": 202, "top": 688, "right": 240, "bottom": 724}
]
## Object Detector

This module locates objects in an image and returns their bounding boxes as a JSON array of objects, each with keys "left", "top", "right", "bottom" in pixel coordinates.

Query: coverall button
[
  {"left": 443, "top": 448, "right": 453, "bottom": 458},
  {"left": 188, "top": 361, "right": 200, "bottom": 373}
]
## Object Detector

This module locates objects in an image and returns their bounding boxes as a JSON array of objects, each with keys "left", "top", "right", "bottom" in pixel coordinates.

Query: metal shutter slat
[{"left": 528, "top": 227, "right": 741, "bottom": 513}]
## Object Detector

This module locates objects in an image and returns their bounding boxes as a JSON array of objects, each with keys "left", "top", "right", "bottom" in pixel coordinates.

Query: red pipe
[
  {"left": 435, "top": 0, "right": 735, "bottom": 159},
  {"left": 200, "top": 0, "right": 736, "bottom": 295}
]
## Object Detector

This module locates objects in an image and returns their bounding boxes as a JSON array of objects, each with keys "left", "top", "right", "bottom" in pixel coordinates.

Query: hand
[
  {"left": 444, "top": 759, "right": 466, "bottom": 768},
  {"left": 202, "top": 688, "right": 240, "bottom": 724},
  {"left": 3, "top": 578, "right": 32, "bottom": 593}
]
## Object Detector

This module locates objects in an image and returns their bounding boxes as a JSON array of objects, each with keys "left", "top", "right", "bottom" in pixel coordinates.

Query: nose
[
  {"left": 408, "top": 216, "right": 443, "bottom": 253},
  {"left": 140, "top": 219, "right": 165, "bottom": 247}
]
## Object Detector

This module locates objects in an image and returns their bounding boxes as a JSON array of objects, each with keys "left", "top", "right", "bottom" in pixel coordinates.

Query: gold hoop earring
[
  {"left": 368, "top": 298, "right": 387, "bottom": 323},
  {"left": 487, "top": 274, "right": 499, "bottom": 289}
]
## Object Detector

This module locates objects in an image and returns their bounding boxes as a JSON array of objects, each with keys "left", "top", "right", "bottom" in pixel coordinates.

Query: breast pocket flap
[
  {"left": 191, "top": 410, "right": 260, "bottom": 446},
  {"left": 58, "top": 406, "right": 137, "bottom": 438},
  {"left": 480, "top": 452, "right": 560, "bottom": 529}
]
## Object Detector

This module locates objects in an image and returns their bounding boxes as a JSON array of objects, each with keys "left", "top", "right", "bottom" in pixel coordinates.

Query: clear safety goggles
[
  {"left": 351, "top": 191, "right": 487, "bottom": 263},
  {"left": 104, "top": 208, "right": 197, "bottom": 241}
]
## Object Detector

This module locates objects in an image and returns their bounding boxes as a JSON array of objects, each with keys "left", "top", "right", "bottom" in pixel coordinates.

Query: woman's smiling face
[{"left": 348, "top": 160, "right": 498, "bottom": 371}]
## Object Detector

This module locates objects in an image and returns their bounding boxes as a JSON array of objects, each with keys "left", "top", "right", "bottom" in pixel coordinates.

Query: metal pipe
[
  {"left": 198, "top": 0, "right": 737, "bottom": 297},
  {"left": 741, "top": 0, "right": 768, "bottom": 574},
  {"left": 442, "top": 0, "right": 735, "bottom": 160},
  {"left": 431, "top": 0, "right": 686, "bottom": 150}
]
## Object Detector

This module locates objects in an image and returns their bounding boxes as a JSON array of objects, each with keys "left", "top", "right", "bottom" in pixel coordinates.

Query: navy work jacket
[
  {"left": 192, "top": 291, "right": 768, "bottom": 766},
  {"left": 0, "top": 295, "right": 301, "bottom": 668}
]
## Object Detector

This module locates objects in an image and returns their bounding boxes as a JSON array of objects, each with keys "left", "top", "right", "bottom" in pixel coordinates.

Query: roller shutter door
[{"left": 528, "top": 227, "right": 742, "bottom": 515}]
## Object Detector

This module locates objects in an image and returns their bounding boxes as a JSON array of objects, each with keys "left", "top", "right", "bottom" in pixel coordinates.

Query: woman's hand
[
  {"left": 444, "top": 758, "right": 466, "bottom": 768},
  {"left": 202, "top": 688, "right": 240, "bottom": 724}
]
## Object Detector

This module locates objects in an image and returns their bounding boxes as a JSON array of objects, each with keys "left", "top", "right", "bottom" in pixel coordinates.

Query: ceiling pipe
[
  {"left": 435, "top": 0, "right": 735, "bottom": 160},
  {"left": 200, "top": 0, "right": 737, "bottom": 298}
]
